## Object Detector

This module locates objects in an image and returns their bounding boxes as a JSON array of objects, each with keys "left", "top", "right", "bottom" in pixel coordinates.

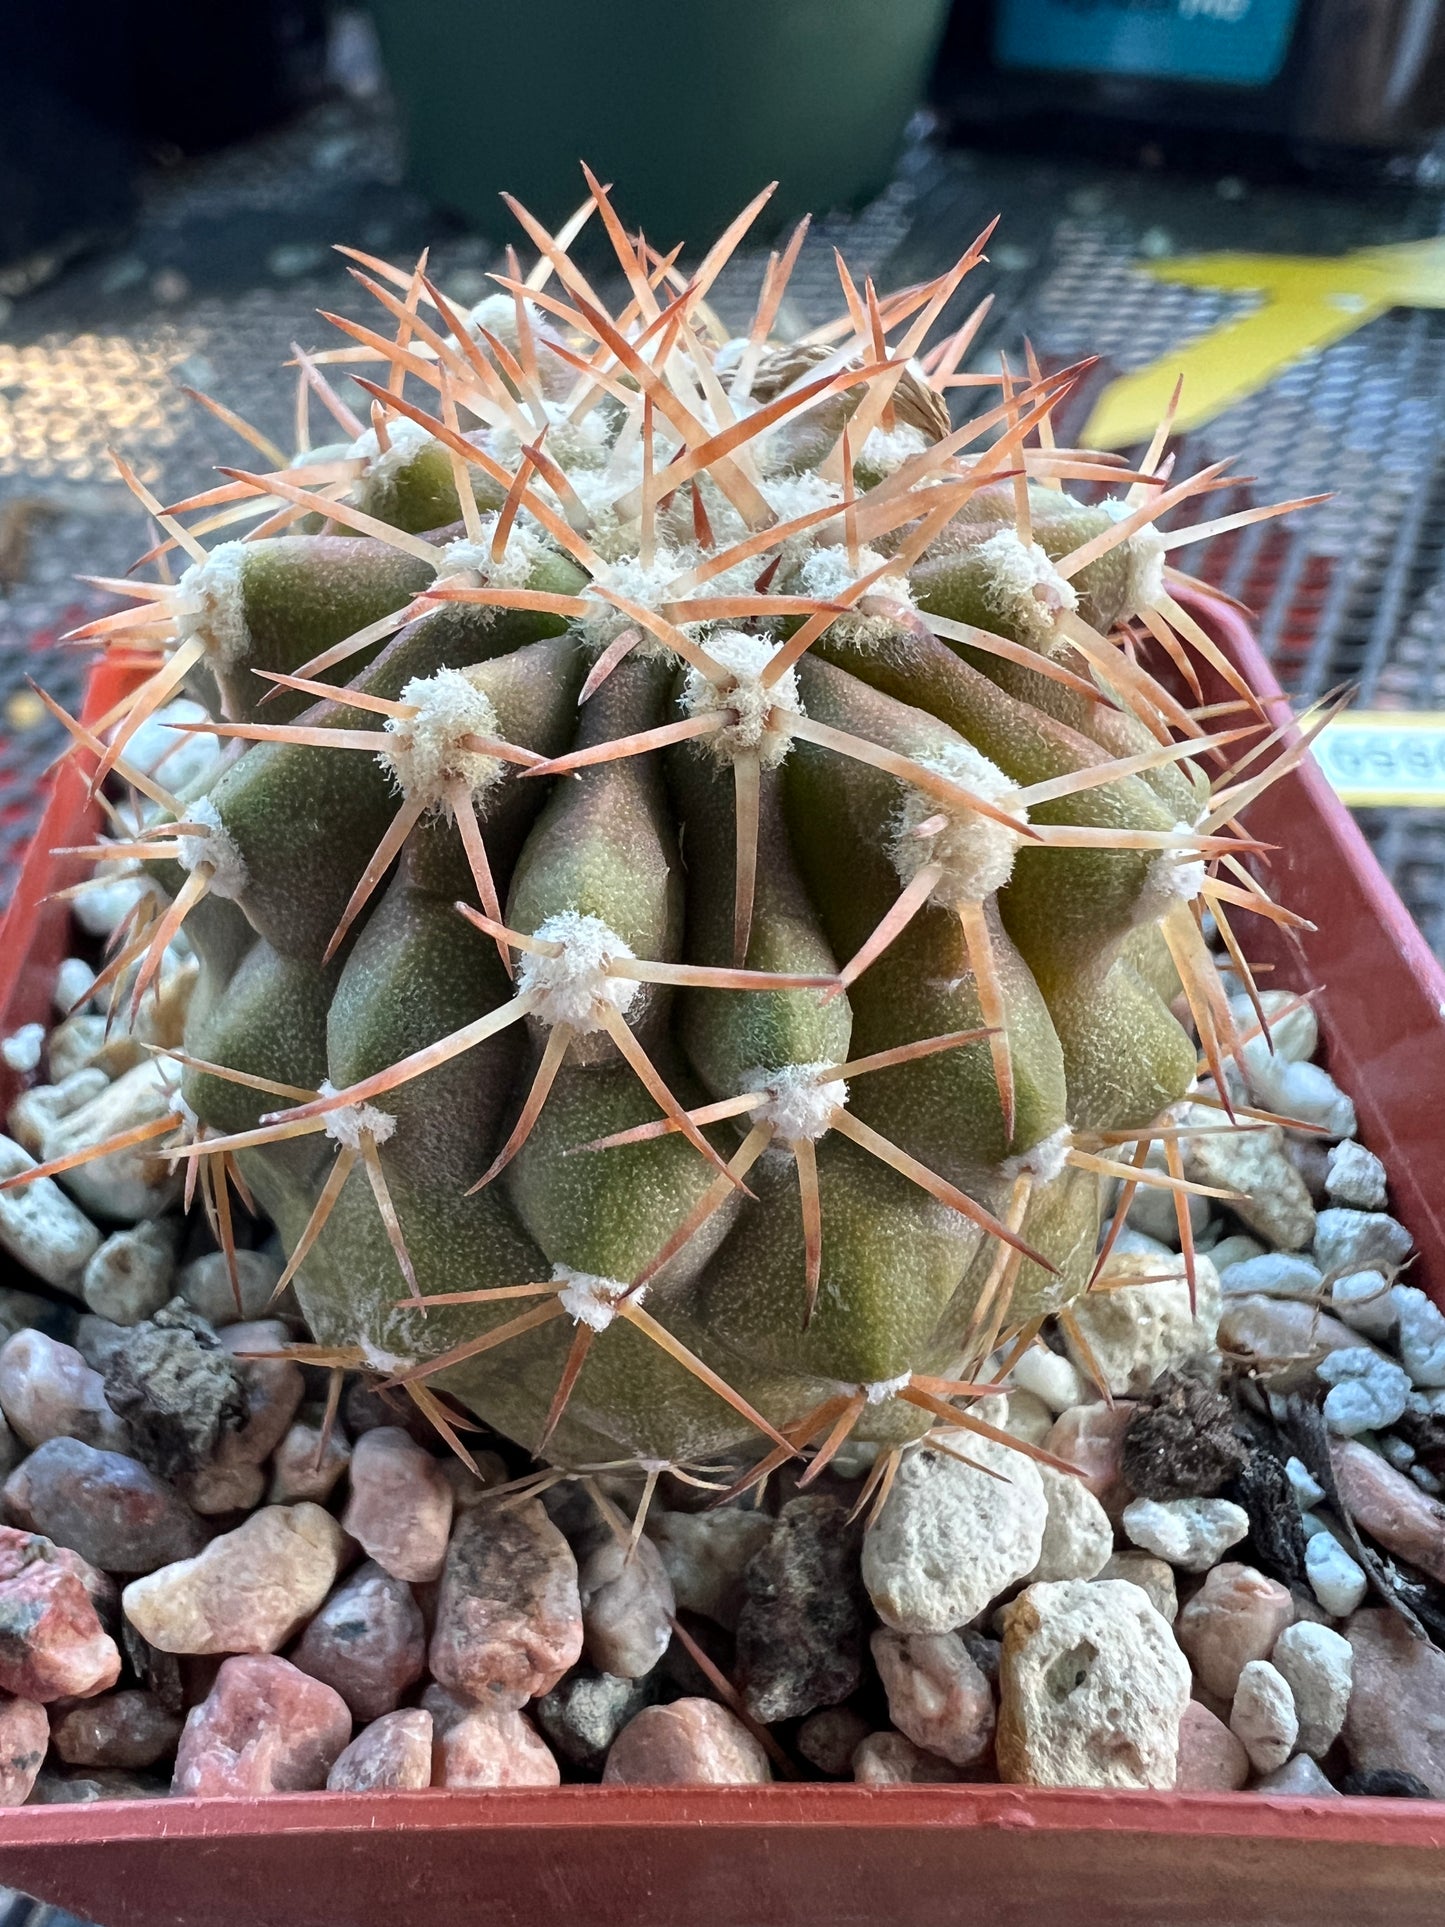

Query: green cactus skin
[{"left": 44, "top": 187, "right": 1313, "bottom": 1486}]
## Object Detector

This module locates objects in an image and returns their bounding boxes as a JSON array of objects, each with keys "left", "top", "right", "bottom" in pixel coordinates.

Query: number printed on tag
[{"left": 1313, "top": 713, "right": 1445, "bottom": 807}]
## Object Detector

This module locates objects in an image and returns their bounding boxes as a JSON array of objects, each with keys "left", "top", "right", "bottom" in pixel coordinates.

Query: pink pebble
[
  {"left": 1044, "top": 1401, "right": 1138, "bottom": 1519},
  {"left": 172, "top": 1655, "right": 351, "bottom": 1796},
  {"left": 291, "top": 1561, "right": 425, "bottom": 1721},
  {"left": 51, "top": 1689, "right": 181, "bottom": 1769},
  {"left": 852, "top": 1731, "right": 963, "bottom": 1785},
  {"left": 1331, "top": 1441, "right": 1445, "bottom": 1587},
  {"left": 1176, "top": 1564, "right": 1295, "bottom": 1702},
  {"left": 870, "top": 1629, "right": 995, "bottom": 1768},
  {"left": 603, "top": 1698, "right": 772, "bottom": 1785},
  {"left": 214, "top": 1323, "right": 304, "bottom": 1467},
  {"left": 423, "top": 1684, "right": 559, "bottom": 1788},
  {"left": 268, "top": 1417, "right": 351, "bottom": 1506},
  {"left": 1343, "top": 1608, "right": 1445, "bottom": 1797},
  {"left": 429, "top": 1501, "right": 581, "bottom": 1710},
  {"left": 0, "top": 1696, "right": 48, "bottom": 1805},
  {"left": 0, "top": 1331, "right": 129, "bottom": 1454},
  {"left": 0, "top": 1527, "right": 120, "bottom": 1702},
  {"left": 326, "top": 1709, "right": 434, "bottom": 1792},
  {"left": 343, "top": 1428, "right": 453, "bottom": 1584},
  {"left": 1175, "top": 1700, "right": 1250, "bottom": 1791}
]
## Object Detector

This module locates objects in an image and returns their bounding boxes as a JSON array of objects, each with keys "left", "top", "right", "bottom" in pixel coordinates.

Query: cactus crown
[{"left": 24, "top": 176, "right": 1324, "bottom": 1507}]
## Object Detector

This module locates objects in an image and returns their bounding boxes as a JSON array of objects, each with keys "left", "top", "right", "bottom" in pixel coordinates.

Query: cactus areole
[{"left": 39, "top": 178, "right": 1324, "bottom": 1500}]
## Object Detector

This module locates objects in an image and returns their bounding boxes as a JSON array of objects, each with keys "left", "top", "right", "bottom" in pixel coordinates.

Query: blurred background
[{"left": 7, "top": 0, "right": 1445, "bottom": 951}]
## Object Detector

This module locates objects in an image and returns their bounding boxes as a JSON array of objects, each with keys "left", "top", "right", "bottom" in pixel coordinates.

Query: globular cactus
[{"left": 19, "top": 180, "right": 1320, "bottom": 1498}]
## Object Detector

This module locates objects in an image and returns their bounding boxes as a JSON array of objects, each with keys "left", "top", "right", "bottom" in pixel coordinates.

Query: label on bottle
[
  {"left": 1314, "top": 712, "right": 1445, "bottom": 808},
  {"left": 994, "top": 0, "right": 1303, "bottom": 87}
]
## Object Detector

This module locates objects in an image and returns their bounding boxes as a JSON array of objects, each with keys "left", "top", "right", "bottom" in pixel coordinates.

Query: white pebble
[
  {"left": 81, "top": 1222, "right": 177, "bottom": 1324},
  {"left": 998, "top": 1389, "right": 1054, "bottom": 1447},
  {"left": 1027, "top": 1463, "right": 1114, "bottom": 1583},
  {"left": 1328, "top": 1272, "right": 1399, "bottom": 1342},
  {"left": 53, "top": 959, "right": 97, "bottom": 1018},
  {"left": 1324, "top": 1141, "right": 1386, "bottom": 1211},
  {"left": 1230, "top": 991, "right": 1317, "bottom": 1063},
  {"left": 1121, "top": 1496, "right": 1249, "bottom": 1572},
  {"left": 1316, "top": 1348, "right": 1410, "bottom": 1435},
  {"left": 1230, "top": 1660, "right": 1298, "bottom": 1773},
  {"left": 1271, "top": 1622, "right": 1351, "bottom": 1758},
  {"left": 36, "top": 1061, "right": 181, "bottom": 1221},
  {"left": 1218, "top": 1253, "right": 1322, "bottom": 1300},
  {"left": 6, "top": 1069, "right": 111, "bottom": 1158},
  {"left": 1314, "top": 1209, "right": 1412, "bottom": 1277},
  {"left": 1285, "top": 1457, "right": 1325, "bottom": 1510},
  {"left": 1380, "top": 1435, "right": 1416, "bottom": 1471},
  {"left": 1111, "top": 1228, "right": 1175, "bottom": 1260},
  {"left": 1010, "top": 1347, "right": 1087, "bottom": 1416},
  {"left": 1394, "top": 1286, "right": 1445, "bottom": 1388},
  {"left": 0, "top": 1135, "right": 102, "bottom": 1287},
  {"left": 1206, "top": 1234, "right": 1266, "bottom": 1273},
  {"left": 1125, "top": 1143, "right": 1208, "bottom": 1245},
  {"left": 71, "top": 873, "right": 149, "bottom": 939},
  {"left": 1411, "top": 1464, "right": 1444, "bottom": 1497},
  {"left": 1409, "top": 1388, "right": 1445, "bottom": 1419},
  {"left": 863, "top": 1432, "right": 1046, "bottom": 1633},
  {"left": 0, "top": 1026, "right": 44, "bottom": 1075},
  {"left": 1245, "top": 1057, "right": 1355, "bottom": 1138},
  {"left": 1305, "top": 1533, "right": 1367, "bottom": 1616},
  {"left": 124, "top": 701, "right": 223, "bottom": 795}
]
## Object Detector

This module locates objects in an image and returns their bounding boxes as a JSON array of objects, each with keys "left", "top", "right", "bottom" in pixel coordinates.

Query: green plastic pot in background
[{"left": 365, "top": 0, "right": 951, "bottom": 243}]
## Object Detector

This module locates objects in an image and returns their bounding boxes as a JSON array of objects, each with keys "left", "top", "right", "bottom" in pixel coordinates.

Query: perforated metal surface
[{"left": 4, "top": 64, "right": 1445, "bottom": 952}]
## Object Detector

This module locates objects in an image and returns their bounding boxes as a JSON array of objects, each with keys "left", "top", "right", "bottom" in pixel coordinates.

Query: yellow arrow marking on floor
[{"left": 1083, "top": 238, "right": 1445, "bottom": 450}]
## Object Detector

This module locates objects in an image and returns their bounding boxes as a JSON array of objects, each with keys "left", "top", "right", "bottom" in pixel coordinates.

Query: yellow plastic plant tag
[{"left": 1314, "top": 711, "right": 1445, "bottom": 808}]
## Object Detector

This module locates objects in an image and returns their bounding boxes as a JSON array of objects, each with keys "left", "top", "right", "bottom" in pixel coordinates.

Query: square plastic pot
[{"left": 0, "top": 604, "right": 1443, "bottom": 1927}]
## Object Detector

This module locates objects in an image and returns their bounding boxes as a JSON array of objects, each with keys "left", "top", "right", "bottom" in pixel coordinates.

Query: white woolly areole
[
  {"left": 348, "top": 416, "right": 434, "bottom": 488},
  {"left": 681, "top": 629, "right": 802, "bottom": 769},
  {"left": 378, "top": 669, "right": 506, "bottom": 814},
  {"left": 490, "top": 402, "right": 612, "bottom": 477},
  {"left": 974, "top": 529, "right": 1079, "bottom": 648},
  {"left": 1001, "top": 1125, "right": 1072, "bottom": 1185},
  {"left": 1101, "top": 500, "right": 1167, "bottom": 614},
  {"left": 581, "top": 548, "right": 691, "bottom": 647},
  {"left": 891, "top": 742, "right": 1026, "bottom": 905},
  {"left": 861, "top": 1371, "right": 912, "bottom": 1405},
  {"left": 436, "top": 517, "right": 546, "bottom": 589},
  {"left": 745, "top": 1063, "right": 848, "bottom": 1143},
  {"left": 515, "top": 912, "right": 641, "bottom": 1034},
  {"left": 799, "top": 543, "right": 913, "bottom": 609},
  {"left": 467, "top": 293, "right": 519, "bottom": 338},
  {"left": 762, "top": 468, "right": 844, "bottom": 524},
  {"left": 177, "top": 542, "right": 250, "bottom": 668},
  {"left": 317, "top": 1080, "right": 396, "bottom": 1150},
  {"left": 553, "top": 1265, "right": 641, "bottom": 1332},
  {"left": 1134, "top": 822, "right": 1207, "bottom": 923},
  {"left": 858, "top": 421, "right": 929, "bottom": 476},
  {"left": 176, "top": 796, "right": 248, "bottom": 899}
]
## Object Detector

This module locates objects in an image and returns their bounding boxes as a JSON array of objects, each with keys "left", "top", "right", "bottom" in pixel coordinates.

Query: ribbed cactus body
[{"left": 58, "top": 190, "right": 1312, "bottom": 1478}]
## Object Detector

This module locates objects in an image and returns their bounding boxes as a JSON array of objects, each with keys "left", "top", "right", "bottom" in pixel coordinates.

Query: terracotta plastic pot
[{"left": 0, "top": 602, "right": 1443, "bottom": 1926}]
